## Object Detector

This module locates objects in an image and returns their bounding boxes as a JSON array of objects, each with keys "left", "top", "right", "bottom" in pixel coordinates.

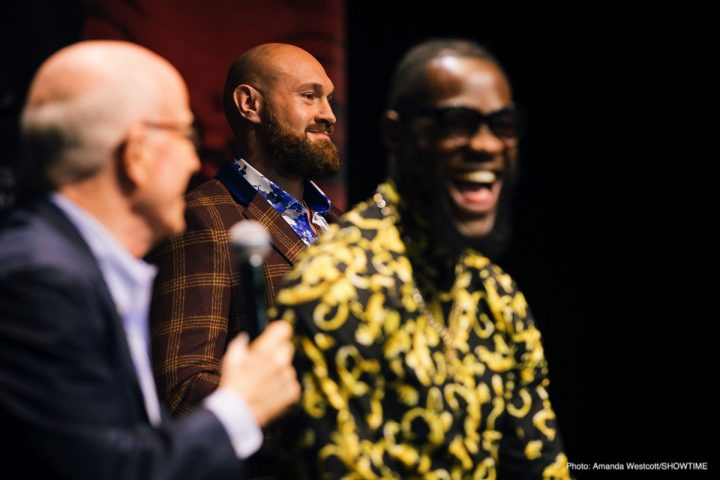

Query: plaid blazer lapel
[{"left": 243, "top": 193, "right": 306, "bottom": 265}]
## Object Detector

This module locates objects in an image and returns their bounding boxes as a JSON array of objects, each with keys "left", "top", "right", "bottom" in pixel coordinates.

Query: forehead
[
  {"left": 270, "top": 56, "right": 334, "bottom": 92},
  {"left": 424, "top": 56, "right": 511, "bottom": 111},
  {"left": 153, "top": 70, "right": 193, "bottom": 123}
]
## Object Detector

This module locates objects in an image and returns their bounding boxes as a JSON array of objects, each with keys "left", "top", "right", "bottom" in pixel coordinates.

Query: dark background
[
  {"left": 347, "top": 3, "right": 717, "bottom": 474},
  {"left": 2, "top": 1, "right": 717, "bottom": 476}
]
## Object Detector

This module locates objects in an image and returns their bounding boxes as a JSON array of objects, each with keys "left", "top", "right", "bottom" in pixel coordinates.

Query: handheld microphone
[{"left": 229, "top": 220, "right": 272, "bottom": 338}]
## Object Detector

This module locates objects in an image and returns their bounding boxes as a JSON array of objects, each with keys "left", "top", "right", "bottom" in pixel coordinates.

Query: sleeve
[
  {"left": 272, "top": 300, "right": 342, "bottom": 479},
  {"left": 148, "top": 203, "right": 234, "bottom": 415},
  {"left": 203, "top": 388, "right": 262, "bottom": 459},
  {"left": 0, "top": 266, "right": 244, "bottom": 480},
  {"left": 490, "top": 276, "right": 570, "bottom": 479}
]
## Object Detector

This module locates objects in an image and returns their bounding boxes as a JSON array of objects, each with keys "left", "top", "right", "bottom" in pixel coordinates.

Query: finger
[
  {"left": 261, "top": 320, "right": 293, "bottom": 342},
  {"left": 263, "top": 374, "right": 301, "bottom": 404},
  {"left": 251, "top": 322, "right": 293, "bottom": 353},
  {"left": 225, "top": 332, "right": 249, "bottom": 363},
  {"left": 272, "top": 342, "right": 295, "bottom": 366}
]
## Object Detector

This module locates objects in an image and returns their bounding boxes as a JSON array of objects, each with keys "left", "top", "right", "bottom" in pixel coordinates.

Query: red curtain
[{"left": 83, "top": 0, "right": 346, "bottom": 210}]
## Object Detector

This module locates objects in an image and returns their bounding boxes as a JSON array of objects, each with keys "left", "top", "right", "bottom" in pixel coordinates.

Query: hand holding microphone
[
  {"left": 220, "top": 322, "right": 300, "bottom": 427},
  {"left": 221, "top": 220, "right": 300, "bottom": 425}
]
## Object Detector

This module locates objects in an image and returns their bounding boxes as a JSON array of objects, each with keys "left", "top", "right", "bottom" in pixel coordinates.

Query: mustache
[{"left": 306, "top": 122, "right": 334, "bottom": 136}]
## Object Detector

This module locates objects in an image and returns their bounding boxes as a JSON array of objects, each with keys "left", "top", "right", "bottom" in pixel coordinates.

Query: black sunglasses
[{"left": 396, "top": 104, "right": 523, "bottom": 141}]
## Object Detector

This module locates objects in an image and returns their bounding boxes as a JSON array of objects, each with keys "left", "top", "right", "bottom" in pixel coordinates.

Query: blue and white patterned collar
[{"left": 229, "top": 158, "right": 332, "bottom": 245}]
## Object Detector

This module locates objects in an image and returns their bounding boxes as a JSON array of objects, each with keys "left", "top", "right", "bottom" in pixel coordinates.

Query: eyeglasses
[
  {"left": 397, "top": 105, "right": 523, "bottom": 141},
  {"left": 143, "top": 121, "right": 201, "bottom": 150}
]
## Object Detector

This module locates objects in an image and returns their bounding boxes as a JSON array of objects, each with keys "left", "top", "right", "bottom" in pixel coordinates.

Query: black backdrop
[
  {"left": 1, "top": 1, "right": 717, "bottom": 476},
  {"left": 347, "top": 2, "right": 717, "bottom": 474}
]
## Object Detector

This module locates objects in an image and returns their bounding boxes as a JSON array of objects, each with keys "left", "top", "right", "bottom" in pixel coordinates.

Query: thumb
[{"left": 224, "top": 332, "right": 249, "bottom": 365}]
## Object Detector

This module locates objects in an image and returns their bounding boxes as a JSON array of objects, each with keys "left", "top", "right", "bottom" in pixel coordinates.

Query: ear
[
  {"left": 233, "top": 84, "right": 262, "bottom": 124},
  {"left": 119, "top": 125, "right": 153, "bottom": 190},
  {"left": 380, "top": 109, "right": 403, "bottom": 156}
]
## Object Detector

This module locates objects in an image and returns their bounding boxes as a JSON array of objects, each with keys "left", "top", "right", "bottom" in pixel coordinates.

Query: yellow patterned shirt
[{"left": 273, "top": 183, "right": 569, "bottom": 479}]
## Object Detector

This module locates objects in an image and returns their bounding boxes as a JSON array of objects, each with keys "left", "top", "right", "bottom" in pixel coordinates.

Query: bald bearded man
[
  {"left": 149, "top": 43, "right": 341, "bottom": 415},
  {"left": 0, "top": 41, "right": 299, "bottom": 479},
  {"left": 148, "top": 43, "right": 342, "bottom": 478}
]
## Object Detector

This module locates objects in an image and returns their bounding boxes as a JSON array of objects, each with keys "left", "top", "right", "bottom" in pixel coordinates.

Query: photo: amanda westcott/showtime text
[{"left": 568, "top": 462, "right": 709, "bottom": 473}]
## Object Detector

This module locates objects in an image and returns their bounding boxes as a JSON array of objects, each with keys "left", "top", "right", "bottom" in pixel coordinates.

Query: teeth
[{"left": 453, "top": 171, "right": 496, "bottom": 184}]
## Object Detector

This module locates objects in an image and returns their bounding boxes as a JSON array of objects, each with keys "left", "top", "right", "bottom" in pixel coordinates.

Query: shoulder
[
  {"left": 183, "top": 178, "right": 246, "bottom": 231},
  {"left": 186, "top": 178, "right": 239, "bottom": 213},
  {"left": 0, "top": 206, "right": 106, "bottom": 334},
  {"left": 148, "top": 179, "right": 241, "bottom": 265},
  {"left": 306, "top": 199, "right": 403, "bottom": 262},
  {"left": 186, "top": 178, "right": 234, "bottom": 205},
  {"left": 277, "top": 199, "right": 408, "bottom": 306},
  {"left": 465, "top": 254, "right": 536, "bottom": 334},
  {"left": 466, "top": 254, "right": 521, "bottom": 295},
  {"left": 325, "top": 204, "right": 344, "bottom": 223},
  {"left": 0, "top": 204, "right": 96, "bottom": 283}
]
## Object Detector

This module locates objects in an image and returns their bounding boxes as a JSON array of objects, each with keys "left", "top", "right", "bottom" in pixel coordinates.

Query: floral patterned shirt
[
  {"left": 272, "top": 182, "right": 570, "bottom": 479},
  {"left": 231, "top": 158, "right": 331, "bottom": 245}
]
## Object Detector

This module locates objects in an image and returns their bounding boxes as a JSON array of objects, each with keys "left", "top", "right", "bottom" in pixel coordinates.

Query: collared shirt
[
  {"left": 50, "top": 193, "right": 261, "bottom": 458},
  {"left": 230, "top": 158, "right": 331, "bottom": 245}
]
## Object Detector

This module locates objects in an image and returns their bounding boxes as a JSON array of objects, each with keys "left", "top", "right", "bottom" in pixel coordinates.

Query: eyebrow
[{"left": 297, "top": 82, "right": 334, "bottom": 97}]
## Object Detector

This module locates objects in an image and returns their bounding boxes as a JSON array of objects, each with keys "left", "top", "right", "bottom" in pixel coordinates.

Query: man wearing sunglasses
[{"left": 272, "top": 39, "right": 570, "bottom": 478}]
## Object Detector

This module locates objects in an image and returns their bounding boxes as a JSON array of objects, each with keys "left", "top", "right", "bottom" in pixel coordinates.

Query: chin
[
  {"left": 453, "top": 215, "right": 496, "bottom": 239},
  {"left": 156, "top": 217, "right": 186, "bottom": 243},
  {"left": 169, "top": 217, "right": 187, "bottom": 236}
]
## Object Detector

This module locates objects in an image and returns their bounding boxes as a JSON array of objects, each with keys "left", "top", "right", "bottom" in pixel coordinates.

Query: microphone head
[{"left": 229, "top": 220, "right": 271, "bottom": 267}]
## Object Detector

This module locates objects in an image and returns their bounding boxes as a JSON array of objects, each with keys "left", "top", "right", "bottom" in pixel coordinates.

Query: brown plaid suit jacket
[{"left": 149, "top": 171, "right": 340, "bottom": 416}]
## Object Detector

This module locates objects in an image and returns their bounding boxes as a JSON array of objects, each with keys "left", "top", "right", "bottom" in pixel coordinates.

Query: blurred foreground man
[
  {"left": 273, "top": 39, "right": 570, "bottom": 479},
  {"left": 0, "top": 40, "right": 299, "bottom": 479}
]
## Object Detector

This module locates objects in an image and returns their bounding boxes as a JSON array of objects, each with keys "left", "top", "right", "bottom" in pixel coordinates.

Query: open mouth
[
  {"left": 448, "top": 170, "right": 502, "bottom": 214},
  {"left": 454, "top": 170, "right": 496, "bottom": 185}
]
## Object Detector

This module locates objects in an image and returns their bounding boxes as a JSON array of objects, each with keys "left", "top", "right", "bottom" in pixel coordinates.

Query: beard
[
  {"left": 257, "top": 106, "right": 341, "bottom": 179},
  {"left": 430, "top": 177, "right": 515, "bottom": 261},
  {"left": 394, "top": 145, "right": 517, "bottom": 262}
]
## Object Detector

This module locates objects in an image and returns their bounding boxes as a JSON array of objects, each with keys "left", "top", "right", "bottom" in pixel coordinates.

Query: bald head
[
  {"left": 223, "top": 43, "right": 327, "bottom": 138},
  {"left": 22, "top": 40, "right": 188, "bottom": 188}
]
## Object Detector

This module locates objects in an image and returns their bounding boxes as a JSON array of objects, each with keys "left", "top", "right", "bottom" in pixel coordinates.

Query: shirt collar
[{"left": 218, "top": 158, "right": 332, "bottom": 214}]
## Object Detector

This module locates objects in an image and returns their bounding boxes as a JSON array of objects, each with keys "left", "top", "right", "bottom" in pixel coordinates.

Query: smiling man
[
  {"left": 0, "top": 40, "right": 299, "bottom": 479},
  {"left": 148, "top": 43, "right": 342, "bottom": 478},
  {"left": 272, "top": 39, "right": 570, "bottom": 478}
]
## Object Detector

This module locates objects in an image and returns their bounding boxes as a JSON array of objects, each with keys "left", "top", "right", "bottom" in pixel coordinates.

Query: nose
[
  {"left": 317, "top": 97, "right": 336, "bottom": 126},
  {"left": 467, "top": 123, "right": 504, "bottom": 155}
]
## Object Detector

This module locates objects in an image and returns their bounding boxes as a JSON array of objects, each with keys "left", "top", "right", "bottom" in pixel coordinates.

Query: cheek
[
  {"left": 504, "top": 143, "right": 519, "bottom": 168},
  {"left": 169, "top": 169, "right": 191, "bottom": 201},
  {"left": 423, "top": 145, "right": 456, "bottom": 177},
  {"left": 150, "top": 160, "right": 189, "bottom": 208},
  {"left": 278, "top": 109, "right": 306, "bottom": 132},
  {"left": 167, "top": 150, "right": 197, "bottom": 186}
]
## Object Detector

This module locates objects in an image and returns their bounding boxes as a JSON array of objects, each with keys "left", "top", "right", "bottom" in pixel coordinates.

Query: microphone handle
[{"left": 240, "top": 260, "right": 269, "bottom": 339}]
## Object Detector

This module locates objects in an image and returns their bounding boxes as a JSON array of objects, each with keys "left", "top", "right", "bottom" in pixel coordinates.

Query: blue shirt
[{"left": 229, "top": 158, "right": 331, "bottom": 245}]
